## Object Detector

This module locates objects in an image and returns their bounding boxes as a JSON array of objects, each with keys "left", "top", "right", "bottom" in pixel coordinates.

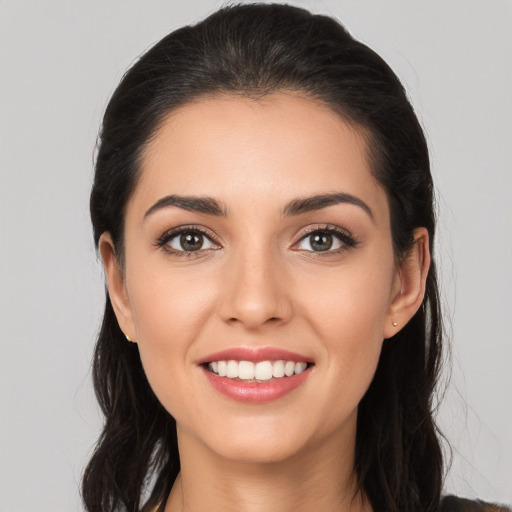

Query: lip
[
  {"left": 198, "top": 347, "right": 314, "bottom": 404},
  {"left": 197, "top": 347, "right": 312, "bottom": 365},
  {"left": 202, "top": 365, "right": 312, "bottom": 403}
]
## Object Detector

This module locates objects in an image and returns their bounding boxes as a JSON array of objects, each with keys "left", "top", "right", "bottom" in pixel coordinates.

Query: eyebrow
[
  {"left": 144, "top": 192, "right": 374, "bottom": 222},
  {"left": 282, "top": 193, "right": 374, "bottom": 222},
  {"left": 144, "top": 195, "right": 229, "bottom": 219}
]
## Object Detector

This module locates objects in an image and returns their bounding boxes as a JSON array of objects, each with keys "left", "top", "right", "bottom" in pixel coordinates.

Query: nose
[{"left": 218, "top": 247, "right": 293, "bottom": 330}]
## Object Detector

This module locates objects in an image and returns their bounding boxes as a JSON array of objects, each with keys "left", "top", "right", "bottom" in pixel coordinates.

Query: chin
[
  {"left": 179, "top": 413, "right": 315, "bottom": 465},
  {"left": 209, "top": 432, "right": 308, "bottom": 464}
]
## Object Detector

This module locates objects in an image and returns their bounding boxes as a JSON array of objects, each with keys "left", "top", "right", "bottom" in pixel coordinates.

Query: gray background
[{"left": 0, "top": 1, "right": 510, "bottom": 510}]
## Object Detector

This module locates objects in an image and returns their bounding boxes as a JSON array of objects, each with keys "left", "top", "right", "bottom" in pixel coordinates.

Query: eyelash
[
  {"left": 155, "top": 225, "right": 219, "bottom": 257},
  {"left": 293, "top": 225, "right": 359, "bottom": 255},
  {"left": 155, "top": 224, "right": 359, "bottom": 256}
]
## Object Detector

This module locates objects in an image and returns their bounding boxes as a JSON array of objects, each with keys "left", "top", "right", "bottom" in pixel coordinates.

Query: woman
[{"left": 82, "top": 4, "right": 510, "bottom": 512}]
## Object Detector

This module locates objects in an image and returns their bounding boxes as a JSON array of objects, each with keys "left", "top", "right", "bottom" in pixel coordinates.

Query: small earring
[
  {"left": 125, "top": 333, "right": 135, "bottom": 343},
  {"left": 392, "top": 322, "right": 398, "bottom": 327}
]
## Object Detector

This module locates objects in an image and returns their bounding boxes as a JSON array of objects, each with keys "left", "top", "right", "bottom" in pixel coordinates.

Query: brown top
[
  {"left": 149, "top": 496, "right": 511, "bottom": 511},
  {"left": 441, "top": 495, "right": 512, "bottom": 511}
]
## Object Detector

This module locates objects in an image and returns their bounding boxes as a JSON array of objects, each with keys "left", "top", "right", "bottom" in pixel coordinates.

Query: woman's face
[{"left": 103, "top": 92, "right": 426, "bottom": 464}]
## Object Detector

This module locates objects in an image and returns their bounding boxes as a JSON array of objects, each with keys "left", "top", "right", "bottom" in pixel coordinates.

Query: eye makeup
[
  {"left": 155, "top": 224, "right": 221, "bottom": 257},
  {"left": 292, "top": 224, "right": 359, "bottom": 255},
  {"left": 154, "top": 222, "right": 359, "bottom": 259}
]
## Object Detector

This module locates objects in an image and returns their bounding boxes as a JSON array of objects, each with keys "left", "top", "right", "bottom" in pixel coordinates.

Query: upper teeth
[{"left": 208, "top": 360, "right": 308, "bottom": 381}]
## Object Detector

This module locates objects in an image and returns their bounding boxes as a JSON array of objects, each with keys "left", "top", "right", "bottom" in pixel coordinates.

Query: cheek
[
  {"left": 302, "top": 256, "right": 394, "bottom": 343},
  {"left": 127, "top": 257, "right": 218, "bottom": 341},
  {"left": 297, "top": 257, "right": 394, "bottom": 412},
  {"left": 125, "top": 263, "right": 219, "bottom": 408}
]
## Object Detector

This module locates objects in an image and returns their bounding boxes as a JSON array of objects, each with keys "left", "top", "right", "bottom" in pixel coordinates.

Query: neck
[{"left": 165, "top": 425, "right": 371, "bottom": 512}]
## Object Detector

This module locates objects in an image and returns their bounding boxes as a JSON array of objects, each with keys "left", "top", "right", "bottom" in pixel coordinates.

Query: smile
[
  {"left": 207, "top": 360, "right": 308, "bottom": 381},
  {"left": 199, "top": 348, "right": 314, "bottom": 403}
]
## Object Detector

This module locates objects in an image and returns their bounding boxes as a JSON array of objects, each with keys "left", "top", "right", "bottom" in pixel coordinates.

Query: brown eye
[
  {"left": 294, "top": 227, "right": 357, "bottom": 253},
  {"left": 309, "top": 233, "right": 333, "bottom": 251},
  {"left": 180, "top": 232, "right": 204, "bottom": 251},
  {"left": 165, "top": 229, "right": 218, "bottom": 252},
  {"left": 298, "top": 231, "right": 339, "bottom": 252}
]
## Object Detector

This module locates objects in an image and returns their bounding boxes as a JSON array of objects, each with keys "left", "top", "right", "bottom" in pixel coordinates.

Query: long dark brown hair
[{"left": 84, "top": 4, "right": 445, "bottom": 511}]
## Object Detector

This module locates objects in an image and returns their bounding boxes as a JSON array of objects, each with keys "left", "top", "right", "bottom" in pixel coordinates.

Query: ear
[
  {"left": 383, "top": 227, "right": 430, "bottom": 339},
  {"left": 99, "top": 232, "right": 137, "bottom": 342}
]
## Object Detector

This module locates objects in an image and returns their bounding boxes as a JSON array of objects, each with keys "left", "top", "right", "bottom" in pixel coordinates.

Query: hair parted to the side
[{"left": 84, "top": 4, "right": 445, "bottom": 512}]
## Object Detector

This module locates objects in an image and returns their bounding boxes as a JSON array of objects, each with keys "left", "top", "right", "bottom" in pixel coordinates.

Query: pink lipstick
[{"left": 199, "top": 347, "right": 314, "bottom": 404}]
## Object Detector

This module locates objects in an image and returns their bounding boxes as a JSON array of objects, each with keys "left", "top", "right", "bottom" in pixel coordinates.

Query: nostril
[{"left": 226, "top": 316, "right": 281, "bottom": 325}]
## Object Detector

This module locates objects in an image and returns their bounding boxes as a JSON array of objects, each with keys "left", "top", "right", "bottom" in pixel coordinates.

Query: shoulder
[{"left": 441, "top": 495, "right": 512, "bottom": 512}]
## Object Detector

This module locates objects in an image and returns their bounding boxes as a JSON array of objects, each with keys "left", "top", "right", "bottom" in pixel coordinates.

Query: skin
[{"left": 100, "top": 92, "right": 430, "bottom": 512}]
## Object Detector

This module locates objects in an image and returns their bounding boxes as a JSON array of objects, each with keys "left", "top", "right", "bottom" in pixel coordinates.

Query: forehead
[{"left": 132, "top": 92, "right": 387, "bottom": 219}]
